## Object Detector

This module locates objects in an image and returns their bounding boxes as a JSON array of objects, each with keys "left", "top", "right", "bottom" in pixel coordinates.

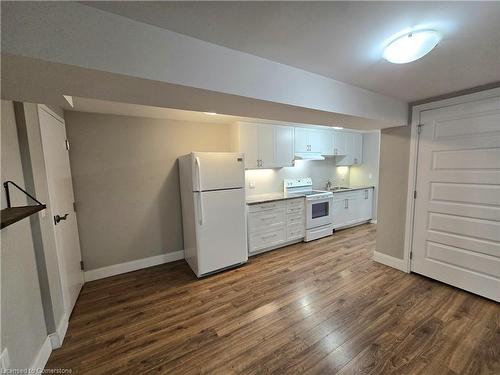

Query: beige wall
[
  {"left": 375, "top": 125, "right": 411, "bottom": 259},
  {"left": 1, "top": 100, "right": 48, "bottom": 369},
  {"left": 64, "top": 112, "right": 232, "bottom": 271}
]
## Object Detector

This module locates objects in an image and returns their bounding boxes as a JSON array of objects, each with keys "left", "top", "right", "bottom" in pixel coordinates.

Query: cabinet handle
[
  {"left": 260, "top": 204, "right": 275, "bottom": 209},
  {"left": 345, "top": 199, "right": 348, "bottom": 209},
  {"left": 354, "top": 158, "right": 358, "bottom": 164},
  {"left": 261, "top": 215, "right": 277, "bottom": 220},
  {"left": 365, "top": 190, "right": 368, "bottom": 199},
  {"left": 261, "top": 233, "right": 277, "bottom": 240}
]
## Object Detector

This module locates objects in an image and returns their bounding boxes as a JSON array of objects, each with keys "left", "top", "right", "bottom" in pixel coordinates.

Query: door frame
[{"left": 402, "top": 87, "right": 500, "bottom": 273}]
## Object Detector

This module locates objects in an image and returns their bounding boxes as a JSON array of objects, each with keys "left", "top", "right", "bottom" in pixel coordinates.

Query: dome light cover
[{"left": 383, "top": 30, "right": 441, "bottom": 64}]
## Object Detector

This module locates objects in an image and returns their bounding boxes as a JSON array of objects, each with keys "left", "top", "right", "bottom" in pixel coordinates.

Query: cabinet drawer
[
  {"left": 287, "top": 223, "right": 305, "bottom": 240},
  {"left": 248, "top": 200, "right": 286, "bottom": 213},
  {"left": 287, "top": 212, "right": 304, "bottom": 226},
  {"left": 249, "top": 228, "right": 286, "bottom": 253},
  {"left": 286, "top": 198, "right": 305, "bottom": 213},
  {"left": 248, "top": 209, "right": 286, "bottom": 231}
]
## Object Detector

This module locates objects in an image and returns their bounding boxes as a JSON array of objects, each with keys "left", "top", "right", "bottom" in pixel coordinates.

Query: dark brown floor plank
[{"left": 46, "top": 224, "right": 500, "bottom": 374}]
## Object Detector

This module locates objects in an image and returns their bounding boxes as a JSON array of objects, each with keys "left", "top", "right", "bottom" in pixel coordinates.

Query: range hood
[{"left": 294, "top": 152, "right": 325, "bottom": 161}]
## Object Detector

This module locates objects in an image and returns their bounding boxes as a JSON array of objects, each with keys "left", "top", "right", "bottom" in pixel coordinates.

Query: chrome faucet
[{"left": 325, "top": 180, "right": 332, "bottom": 190}]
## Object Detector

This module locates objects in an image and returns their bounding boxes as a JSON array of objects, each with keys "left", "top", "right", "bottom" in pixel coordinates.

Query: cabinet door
[
  {"left": 258, "top": 124, "right": 275, "bottom": 168},
  {"left": 359, "top": 189, "right": 373, "bottom": 221},
  {"left": 333, "top": 131, "right": 347, "bottom": 156},
  {"left": 274, "top": 125, "right": 294, "bottom": 167},
  {"left": 346, "top": 193, "right": 363, "bottom": 225},
  {"left": 352, "top": 133, "right": 363, "bottom": 165},
  {"left": 336, "top": 133, "right": 353, "bottom": 166},
  {"left": 337, "top": 132, "right": 360, "bottom": 166},
  {"left": 332, "top": 194, "right": 349, "bottom": 228},
  {"left": 294, "top": 127, "right": 309, "bottom": 153},
  {"left": 239, "top": 123, "right": 259, "bottom": 169},
  {"left": 308, "top": 129, "right": 330, "bottom": 154}
]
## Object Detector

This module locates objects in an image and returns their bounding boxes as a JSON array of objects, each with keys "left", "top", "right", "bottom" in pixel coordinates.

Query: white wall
[
  {"left": 245, "top": 158, "right": 350, "bottom": 196},
  {"left": 350, "top": 131, "right": 380, "bottom": 220}
]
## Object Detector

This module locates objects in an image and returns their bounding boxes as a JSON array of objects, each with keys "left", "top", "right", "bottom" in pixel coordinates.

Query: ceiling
[{"left": 83, "top": 1, "right": 500, "bottom": 102}]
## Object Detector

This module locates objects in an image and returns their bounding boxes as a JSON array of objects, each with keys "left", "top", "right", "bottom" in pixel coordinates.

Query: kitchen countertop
[
  {"left": 329, "top": 186, "right": 375, "bottom": 193},
  {"left": 246, "top": 186, "right": 374, "bottom": 205},
  {"left": 245, "top": 192, "right": 305, "bottom": 205}
]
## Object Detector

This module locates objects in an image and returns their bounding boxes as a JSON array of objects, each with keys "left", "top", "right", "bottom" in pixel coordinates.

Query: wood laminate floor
[{"left": 47, "top": 224, "right": 500, "bottom": 374}]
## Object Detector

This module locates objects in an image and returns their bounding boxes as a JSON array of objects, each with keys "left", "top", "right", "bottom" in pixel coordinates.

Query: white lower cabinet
[
  {"left": 248, "top": 198, "right": 305, "bottom": 255},
  {"left": 332, "top": 188, "right": 373, "bottom": 229}
]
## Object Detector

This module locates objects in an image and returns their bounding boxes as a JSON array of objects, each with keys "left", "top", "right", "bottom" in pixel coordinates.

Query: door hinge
[
  {"left": 413, "top": 190, "right": 417, "bottom": 199},
  {"left": 73, "top": 201, "right": 77, "bottom": 212},
  {"left": 65, "top": 139, "right": 70, "bottom": 150},
  {"left": 417, "top": 124, "right": 424, "bottom": 135},
  {"left": 80, "top": 260, "right": 84, "bottom": 270},
  {"left": 410, "top": 252, "right": 413, "bottom": 260}
]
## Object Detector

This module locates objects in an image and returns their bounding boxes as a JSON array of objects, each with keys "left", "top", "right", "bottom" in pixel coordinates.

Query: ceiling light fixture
[
  {"left": 333, "top": 126, "right": 344, "bottom": 130},
  {"left": 204, "top": 112, "right": 217, "bottom": 115},
  {"left": 383, "top": 30, "right": 441, "bottom": 64}
]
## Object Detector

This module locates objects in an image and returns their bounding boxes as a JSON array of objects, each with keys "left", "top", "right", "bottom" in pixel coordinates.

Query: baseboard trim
[
  {"left": 31, "top": 336, "right": 52, "bottom": 371},
  {"left": 373, "top": 251, "right": 406, "bottom": 272},
  {"left": 370, "top": 219, "right": 377, "bottom": 224},
  {"left": 49, "top": 313, "right": 69, "bottom": 349},
  {"left": 84, "top": 251, "right": 185, "bottom": 282}
]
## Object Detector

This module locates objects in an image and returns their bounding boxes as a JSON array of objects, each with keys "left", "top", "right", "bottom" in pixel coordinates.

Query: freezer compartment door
[
  {"left": 195, "top": 188, "right": 248, "bottom": 275},
  {"left": 192, "top": 152, "right": 245, "bottom": 191}
]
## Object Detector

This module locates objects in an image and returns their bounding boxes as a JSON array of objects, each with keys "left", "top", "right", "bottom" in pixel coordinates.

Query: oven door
[{"left": 306, "top": 196, "right": 333, "bottom": 229}]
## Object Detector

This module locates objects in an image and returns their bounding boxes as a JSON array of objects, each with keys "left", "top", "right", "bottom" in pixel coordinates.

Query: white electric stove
[{"left": 284, "top": 178, "right": 334, "bottom": 241}]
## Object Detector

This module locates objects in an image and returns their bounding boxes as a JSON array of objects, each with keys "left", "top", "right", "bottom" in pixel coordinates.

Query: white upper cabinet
[
  {"left": 238, "top": 123, "right": 260, "bottom": 169},
  {"left": 237, "top": 122, "right": 294, "bottom": 169},
  {"left": 332, "top": 131, "right": 347, "bottom": 156},
  {"left": 274, "top": 125, "right": 295, "bottom": 167},
  {"left": 258, "top": 124, "right": 275, "bottom": 168},
  {"left": 294, "top": 127, "right": 310, "bottom": 153},
  {"left": 237, "top": 123, "right": 362, "bottom": 168},
  {"left": 294, "top": 127, "right": 332, "bottom": 155},
  {"left": 336, "top": 132, "right": 363, "bottom": 166}
]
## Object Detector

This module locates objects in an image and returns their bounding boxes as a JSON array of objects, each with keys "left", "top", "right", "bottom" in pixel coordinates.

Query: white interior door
[
  {"left": 411, "top": 96, "right": 500, "bottom": 302},
  {"left": 38, "top": 106, "right": 84, "bottom": 316}
]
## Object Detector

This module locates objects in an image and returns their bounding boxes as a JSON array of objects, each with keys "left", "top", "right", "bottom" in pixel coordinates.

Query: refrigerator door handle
[
  {"left": 195, "top": 156, "right": 202, "bottom": 191},
  {"left": 198, "top": 193, "right": 204, "bottom": 225}
]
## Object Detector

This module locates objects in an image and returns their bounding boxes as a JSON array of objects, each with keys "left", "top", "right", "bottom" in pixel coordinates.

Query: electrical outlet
[
  {"left": 1, "top": 348, "right": 10, "bottom": 369},
  {"left": 248, "top": 180, "right": 256, "bottom": 189},
  {"left": 368, "top": 173, "right": 373, "bottom": 179}
]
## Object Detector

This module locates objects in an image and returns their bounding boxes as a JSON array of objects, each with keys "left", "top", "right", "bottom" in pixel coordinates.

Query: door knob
[{"left": 54, "top": 213, "right": 69, "bottom": 224}]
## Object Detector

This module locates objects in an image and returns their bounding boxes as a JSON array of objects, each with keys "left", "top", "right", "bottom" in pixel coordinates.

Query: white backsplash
[{"left": 245, "top": 158, "right": 350, "bottom": 196}]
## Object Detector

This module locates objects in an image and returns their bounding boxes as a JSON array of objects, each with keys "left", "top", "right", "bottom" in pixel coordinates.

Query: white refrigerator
[{"left": 178, "top": 152, "right": 248, "bottom": 277}]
